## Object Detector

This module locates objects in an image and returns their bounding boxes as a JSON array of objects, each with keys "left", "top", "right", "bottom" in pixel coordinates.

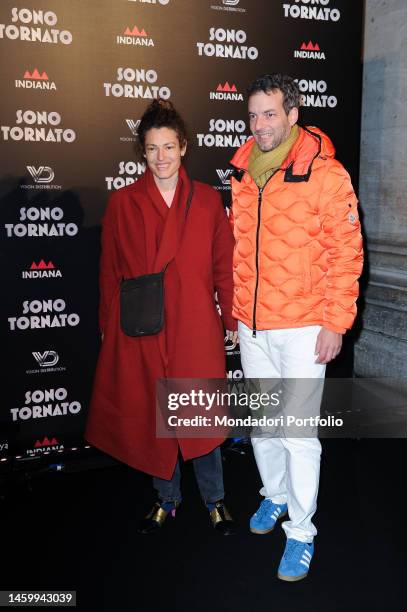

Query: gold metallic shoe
[
  {"left": 137, "top": 501, "right": 179, "bottom": 535},
  {"left": 209, "top": 500, "right": 236, "bottom": 536}
]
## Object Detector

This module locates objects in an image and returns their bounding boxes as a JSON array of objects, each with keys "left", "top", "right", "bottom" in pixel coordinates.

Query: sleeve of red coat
[
  {"left": 320, "top": 162, "right": 364, "bottom": 334},
  {"left": 212, "top": 193, "right": 238, "bottom": 332},
  {"left": 99, "top": 192, "right": 122, "bottom": 333}
]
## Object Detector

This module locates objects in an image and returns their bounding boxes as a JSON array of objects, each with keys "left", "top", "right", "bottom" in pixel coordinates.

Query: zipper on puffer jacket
[
  {"left": 252, "top": 187, "right": 263, "bottom": 338},
  {"left": 252, "top": 171, "right": 280, "bottom": 338}
]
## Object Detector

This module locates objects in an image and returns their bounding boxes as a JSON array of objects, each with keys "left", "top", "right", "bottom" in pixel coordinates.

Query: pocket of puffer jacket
[{"left": 302, "top": 246, "right": 312, "bottom": 294}]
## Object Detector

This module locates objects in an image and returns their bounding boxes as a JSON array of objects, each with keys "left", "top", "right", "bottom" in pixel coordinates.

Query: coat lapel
[{"left": 147, "top": 166, "right": 191, "bottom": 273}]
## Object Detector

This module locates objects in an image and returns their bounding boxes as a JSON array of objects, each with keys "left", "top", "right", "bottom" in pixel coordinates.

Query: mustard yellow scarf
[{"left": 248, "top": 124, "right": 299, "bottom": 188}]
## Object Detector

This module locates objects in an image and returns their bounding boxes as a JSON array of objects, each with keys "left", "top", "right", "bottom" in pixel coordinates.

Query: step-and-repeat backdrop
[{"left": 0, "top": 0, "right": 364, "bottom": 463}]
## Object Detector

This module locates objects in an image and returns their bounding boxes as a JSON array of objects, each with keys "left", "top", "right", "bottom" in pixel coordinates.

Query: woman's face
[{"left": 144, "top": 127, "right": 186, "bottom": 185}]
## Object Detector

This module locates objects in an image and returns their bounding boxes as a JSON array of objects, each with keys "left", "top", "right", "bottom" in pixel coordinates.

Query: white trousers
[{"left": 238, "top": 322, "right": 326, "bottom": 543}]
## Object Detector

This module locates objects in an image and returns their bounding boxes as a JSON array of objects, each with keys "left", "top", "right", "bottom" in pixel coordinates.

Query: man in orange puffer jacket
[{"left": 229, "top": 74, "right": 363, "bottom": 581}]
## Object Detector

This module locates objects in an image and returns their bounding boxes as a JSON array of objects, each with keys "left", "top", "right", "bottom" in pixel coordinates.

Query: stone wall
[{"left": 355, "top": 0, "right": 407, "bottom": 376}]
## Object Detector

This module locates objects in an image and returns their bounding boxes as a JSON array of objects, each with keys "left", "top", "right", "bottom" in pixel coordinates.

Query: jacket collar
[{"left": 229, "top": 125, "right": 334, "bottom": 183}]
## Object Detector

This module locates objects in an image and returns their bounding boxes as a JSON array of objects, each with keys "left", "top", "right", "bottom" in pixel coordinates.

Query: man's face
[{"left": 248, "top": 90, "right": 298, "bottom": 152}]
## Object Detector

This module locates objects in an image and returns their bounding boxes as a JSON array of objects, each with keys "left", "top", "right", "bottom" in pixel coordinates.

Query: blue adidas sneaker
[
  {"left": 277, "top": 539, "right": 314, "bottom": 581},
  {"left": 249, "top": 499, "right": 288, "bottom": 534}
]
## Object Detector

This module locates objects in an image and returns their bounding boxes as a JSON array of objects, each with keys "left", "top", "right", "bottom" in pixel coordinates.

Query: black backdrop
[{"left": 0, "top": 0, "right": 364, "bottom": 462}]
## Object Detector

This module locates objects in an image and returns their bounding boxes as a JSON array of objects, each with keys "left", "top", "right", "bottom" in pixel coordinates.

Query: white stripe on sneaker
[
  {"left": 300, "top": 560, "right": 310, "bottom": 568},
  {"left": 303, "top": 550, "right": 312, "bottom": 560}
]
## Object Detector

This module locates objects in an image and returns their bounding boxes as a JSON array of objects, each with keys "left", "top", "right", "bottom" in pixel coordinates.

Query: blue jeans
[{"left": 153, "top": 446, "right": 224, "bottom": 504}]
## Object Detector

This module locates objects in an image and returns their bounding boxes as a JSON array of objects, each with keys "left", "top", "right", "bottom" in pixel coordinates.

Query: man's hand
[
  {"left": 315, "top": 327, "right": 342, "bottom": 364},
  {"left": 225, "top": 330, "right": 239, "bottom": 344}
]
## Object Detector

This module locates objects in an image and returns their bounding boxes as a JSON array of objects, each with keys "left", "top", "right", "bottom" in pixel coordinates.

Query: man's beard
[{"left": 255, "top": 127, "right": 290, "bottom": 152}]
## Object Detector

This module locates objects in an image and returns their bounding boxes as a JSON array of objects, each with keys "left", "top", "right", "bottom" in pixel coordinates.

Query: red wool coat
[{"left": 85, "top": 167, "right": 237, "bottom": 479}]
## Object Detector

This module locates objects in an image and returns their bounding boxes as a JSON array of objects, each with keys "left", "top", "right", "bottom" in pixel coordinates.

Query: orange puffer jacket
[{"left": 229, "top": 126, "right": 363, "bottom": 334}]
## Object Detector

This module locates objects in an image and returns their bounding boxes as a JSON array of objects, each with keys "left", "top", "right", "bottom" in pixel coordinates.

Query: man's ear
[{"left": 288, "top": 107, "right": 299, "bottom": 127}]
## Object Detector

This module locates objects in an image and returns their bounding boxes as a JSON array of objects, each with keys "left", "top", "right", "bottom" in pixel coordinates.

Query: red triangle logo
[
  {"left": 217, "top": 82, "right": 236, "bottom": 92},
  {"left": 300, "top": 42, "right": 307, "bottom": 50},
  {"left": 30, "top": 260, "right": 55, "bottom": 269},
  {"left": 35, "top": 436, "right": 54, "bottom": 447},
  {"left": 24, "top": 69, "right": 49, "bottom": 80},
  {"left": 125, "top": 25, "right": 148, "bottom": 36}
]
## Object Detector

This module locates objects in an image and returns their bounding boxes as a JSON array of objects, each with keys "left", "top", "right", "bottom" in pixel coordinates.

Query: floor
[{"left": 1, "top": 439, "right": 404, "bottom": 612}]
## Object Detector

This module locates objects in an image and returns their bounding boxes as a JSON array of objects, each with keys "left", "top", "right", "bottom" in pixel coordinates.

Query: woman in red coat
[{"left": 86, "top": 100, "right": 237, "bottom": 534}]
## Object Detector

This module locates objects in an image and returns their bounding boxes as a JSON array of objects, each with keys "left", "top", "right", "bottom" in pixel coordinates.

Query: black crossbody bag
[{"left": 120, "top": 181, "right": 194, "bottom": 337}]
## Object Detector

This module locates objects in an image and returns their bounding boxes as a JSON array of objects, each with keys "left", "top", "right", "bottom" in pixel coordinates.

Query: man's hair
[
  {"left": 247, "top": 74, "right": 301, "bottom": 115},
  {"left": 138, "top": 99, "right": 187, "bottom": 152}
]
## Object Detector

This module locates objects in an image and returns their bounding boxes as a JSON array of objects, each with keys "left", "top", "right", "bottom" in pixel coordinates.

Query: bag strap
[
  {"left": 162, "top": 178, "right": 194, "bottom": 272},
  {"left": 185, "top": 179, "right": 194, "bottom": 217}
]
